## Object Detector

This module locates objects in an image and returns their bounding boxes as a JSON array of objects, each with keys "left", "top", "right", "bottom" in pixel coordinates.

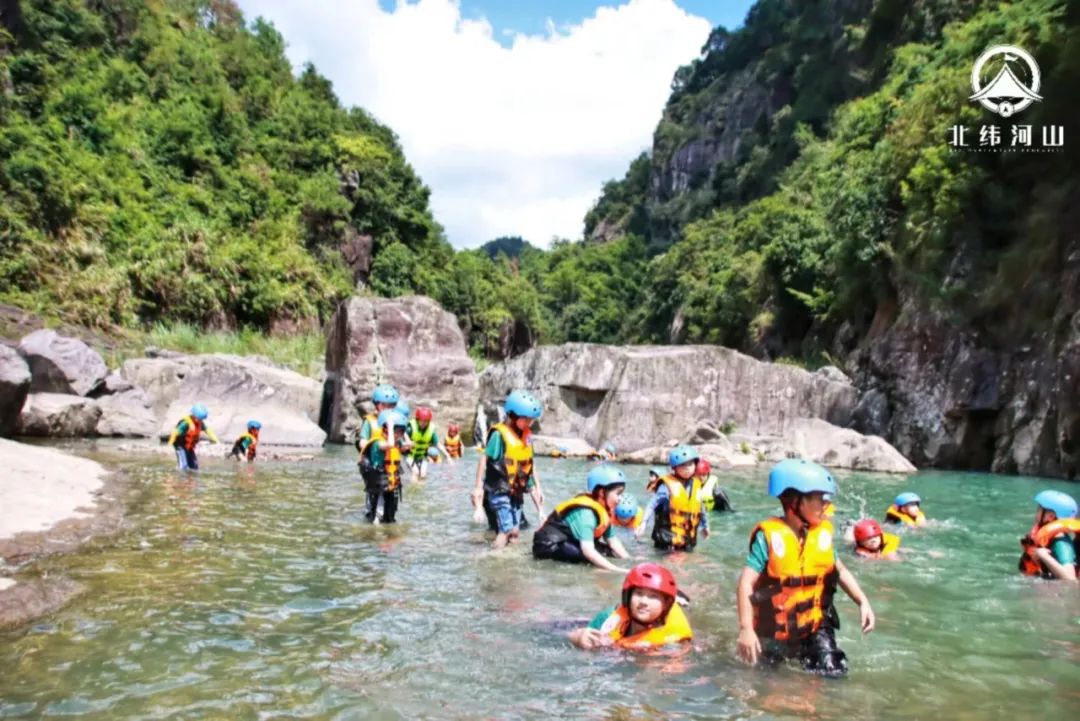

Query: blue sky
[
  {"left": 378, "top": 0, "right": 756, "bottom": 42},
  {"left": 239, "top": 0, "right": 741, "bottom": 247}
]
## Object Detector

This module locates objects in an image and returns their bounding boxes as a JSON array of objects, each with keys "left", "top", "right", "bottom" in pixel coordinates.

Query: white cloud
[{"left": 235, "top": 0, "right": 711, "bottom": 247}]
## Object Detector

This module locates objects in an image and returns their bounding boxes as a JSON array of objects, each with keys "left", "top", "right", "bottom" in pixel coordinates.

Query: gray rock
[
  {"left": 153, "top": 355, "right": 325, "bottom": 447},
  {"left": 529, "top": 435, "right": 597, "bottom": 457},
  {"left": 96, "top": 370, "right": 134, "bottom": 396},
  {"left": 817, "top": 366, "right": 852, "bottom": 385},
  {"left": 0, "top": 345, "right": 31, "bottom": 435},
  {"left": 478, "top": 343, "right": 857, "bottom": 455},
  {"left": 324, "top": 295, "right": 478, "bottom": 443},
  {"left": 17, "top": 330, "right": 107, "bottom": 396},
  {"left": 15, "top": 393, "right": 101, "bottom": 437},
  {"left": 96, "top": 389, "right": 157, "bottom": 437},
  {"left": 851, "top": 389, "right": 891, "bottom": 437}
]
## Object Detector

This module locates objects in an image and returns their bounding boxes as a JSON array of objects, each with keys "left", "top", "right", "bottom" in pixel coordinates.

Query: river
[{"left": 1, "top": 442, "right": 1078, "bottom": 719}]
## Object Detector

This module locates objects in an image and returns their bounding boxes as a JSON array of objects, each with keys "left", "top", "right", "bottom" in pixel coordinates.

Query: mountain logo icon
[{"left": 970, "top": 45, "right": 1042, "bottom": 118}]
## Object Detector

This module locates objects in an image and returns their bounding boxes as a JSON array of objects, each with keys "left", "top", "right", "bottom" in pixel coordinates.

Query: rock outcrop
[
  {"left": 478, "top": 343, "right": 858, "bottom": 454},
  {"left": 15, "top": 393, "right": 102, "bottom": 437},
  {"left": 17, "top": 329, "right": 107, "bottom": 396},
  {"left": 324, "top": 295, "right": 478, "bottom": 442},
  {"left": 95, "top": 388, "right": 158, "bottom": 437},
  {"left": 0, "top": 345, "right": 30, "bottom": 435},
  {"left": 622, "top": 418, "right": 915, "bottom": 474},
  {"left": 152, "top": 355, "right": 325, "bottom": 446}
]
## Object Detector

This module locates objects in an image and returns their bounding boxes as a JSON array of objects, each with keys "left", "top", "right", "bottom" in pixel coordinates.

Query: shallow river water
[{"left": 1, "top": 442, "right": 1078, "bottom": 720}]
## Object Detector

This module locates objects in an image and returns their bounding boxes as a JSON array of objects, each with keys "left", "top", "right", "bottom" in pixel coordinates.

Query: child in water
[
  {"left": 885, "top": 492, "right": 926, "bottom": 527},
  {"left": 569, "top": 563, "right": 692, "bottom": 651},
  {"left": 1019, "top": 490, "right": 1079, "bottom": 581},
  {"left": 736, "top": 459, "right": 874, "bottom": 677},
  {"left": 226, "top": 420, "right": 261, "bottom": 462},
  {"left": 850, "top": 519, "right": 901, "bottom": 559}
]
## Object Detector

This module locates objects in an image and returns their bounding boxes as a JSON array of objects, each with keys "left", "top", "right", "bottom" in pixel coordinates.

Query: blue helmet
[
  {"left": 377, "top": 410, "right": 408, "bottom": 430},
  {"left": 648, "top": 467, "right": 666, "bottom": 478},
  {"left": 505, "top": 390, "right": 542, "bottom": 419},
  {"left": 372, "top": 384, "right": 399, "bottom": 405},
  {"left": 394, "top": 399, "right": 411, "bottom": 417},
  {"left": 767, "top": 459, "right": 837, "bottom": 498},
  {"left": 604, "top": 442, "right": 617, "bottom": 452},
  {"left": 668, "top": 445, "right": 699, "bottom": 468},
  {"left": 247, "top": 420, "right": 261, "bottom": 430},
  {"left": 1035, "top": 490, "right": 1078, "bottom": 519},
  {"left": 427, "top": 447, "right": 439, "bottom": 458},
  {"left": 586, "top": 464, "right": 627, "bottom": 493},
  {"left": 894, "top": 492, "right": 921, "bottom": 507},
  {"left": 615, "top": 494, "right": 638, "bottom": 521},
  {"left": 190, "top": 403, "right": 209, "bottom": 420}
]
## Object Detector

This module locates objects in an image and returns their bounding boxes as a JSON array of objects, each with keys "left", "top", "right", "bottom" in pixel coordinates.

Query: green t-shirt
[
  {"left": 1050, "top": 535, "right": 1077, "bottom": 566},
  {"left": 564, "top": 507, "right": 615, "bottom": 544},
  {"left": 745, "top": 529, "right": 838, "bottom": 573},
  {"left": 588, "top": 605, "right": 618, "bottom": 630}
]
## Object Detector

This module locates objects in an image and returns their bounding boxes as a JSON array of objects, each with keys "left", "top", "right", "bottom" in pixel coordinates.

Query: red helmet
[
  {"left": 696, "top": 458, "right": 711, "bottom": 476},
  {"left": 416, "top": 406, "right": 433, "bottom": 423},
  {"left": 854, "top": 519, "right": 883, "bottom": 543},
  {"left": 621, "top": 563, "right": 677, "bottom": 609},
  {"left": 448, "top": 423, "right": 460, "bottom": 434}
]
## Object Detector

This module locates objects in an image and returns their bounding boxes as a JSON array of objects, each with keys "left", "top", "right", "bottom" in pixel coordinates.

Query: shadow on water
[{"left": 0, "top": 442, "right": 1078, "bottom": 719}]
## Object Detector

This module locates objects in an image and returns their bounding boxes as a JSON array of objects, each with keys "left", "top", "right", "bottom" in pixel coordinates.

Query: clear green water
[{"left": 1, "top": 443, "right": 1078, "bottom": 720}]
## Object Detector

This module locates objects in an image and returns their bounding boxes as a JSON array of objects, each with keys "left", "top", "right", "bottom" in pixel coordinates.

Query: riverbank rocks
[
  {"left": 152, "top": 355, "right": 325, "bottom": 446},
  {"left": 529, "top": 435, "right": 598, "bottom": 457},
  {"left": 17, "top": 329, "right": 108, "bottom": 397},
  {"left": 478, "top": 343, "right": 857, "bottom": 454},
  {"left": 324, "top": 295, "right": 478, "bottom": 442},
  {"left": 16, "top": 393, "right": 102, "bottom": 437},
  {"left": 620, "top": 418, "right": 915, "bottom": 473},
  {"left": 0, "top": 345, "right": 30, "bottom": 435},
  {"left": 95, "top": 388, "right": 157, "bottom": 437}
]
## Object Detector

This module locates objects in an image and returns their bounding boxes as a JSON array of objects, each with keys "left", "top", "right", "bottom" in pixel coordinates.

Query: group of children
[
  {"left": 166, "top": 403, "right": 261, "bottom": 470},
  {"left": 166, "top": 387, "right": 1080, "bottom": 673}
]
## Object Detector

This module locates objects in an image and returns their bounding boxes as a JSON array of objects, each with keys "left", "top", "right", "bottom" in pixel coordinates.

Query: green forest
[{"left": 1, "top": 0, "right": 1077, "bottom": 365}]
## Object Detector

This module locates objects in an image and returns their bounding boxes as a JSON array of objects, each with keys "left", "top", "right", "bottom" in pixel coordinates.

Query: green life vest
[{"left": 408, "top": 419, "right": 435, "bottom": 460}]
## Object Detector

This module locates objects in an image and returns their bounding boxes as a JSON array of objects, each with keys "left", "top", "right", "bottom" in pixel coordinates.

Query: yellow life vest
[
  {"left": 855, "top": 531, "right": 901, "bottom": 558},
  {"left": 750, "top": 518, "right": 837, "bottom": 642},
  {"left": 445, "top": 434, "right": 463, "bottom": 458},
  {"left": 233, "top": 431, "right": 258, "bottom": 460},
  {"left": 885, "top": 505, "right": 925, "bottom": 527},
  {"left": 601, "top": 603, "right": 693, "bottom": 649},
  {"left": 614, "top": 508, "right": 644, "bottom": 530},
  {"left": 553, "top": 494, "right": 612, "bottom": 540},
  {"left": 484, "top": 423, "right": 534, "bottom": 496},
  {"left": 359, "top": 437, "right": 403, "bottom": 491},
  {"left": 408, "top": 420, "right": 435, "bottom": 460},
  {"left": 658, "top": 475, "right": 704, "bottom": 549}
]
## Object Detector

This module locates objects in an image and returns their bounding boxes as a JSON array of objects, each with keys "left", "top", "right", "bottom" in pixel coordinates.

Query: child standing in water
[
  {"left": 569, "top": 563, "right": 692, "bottom": 651},
  {"left": 470, "top": 390, "right": 545, "bottom": 548},
  {"left": 735, "top": 459, "right": 875, "bottom": 677},
  {"left": 1019, "top": 490, "right": 1079, "bottom": 581},
  {"left": 358, "top": 410, "right": 411, "bottom": 523},
  {"left": 226, "top": 420, "right": 261, "bottom": 462},
  {"left": 168, "top": 403, "right": 219, "bottom": 471},
  {"left": 636, "top": 446, "right": 709, "bottom": 551}
]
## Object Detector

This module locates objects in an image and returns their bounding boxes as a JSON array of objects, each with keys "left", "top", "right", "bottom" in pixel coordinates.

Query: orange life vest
[
  {"left": 175, "top": 415, "right": 202, "bottom": 450},
  {"left": 1020, "top": 519, "right": 1080, "bottom": 577},
  {"left": 854, "top": 532, "right": 901, "bottom": 558},
  {"left": 750, "top": 518, "right": 838, "bottom": 642},
  {"left": 885, "top": 505, "right": 925, "bottom": 527},
  {"left": 445, "top": 433, "right": 463, "bottom": 458},
  {"left": 553, "top": 494, "right": 611, "bottom": 539},
  {"left": 233, "top": 430, "right": 259, "bottom": 460},
  {"left": 654, "top": 476, "right": 705, "bottom": 549},
  {"left": 600, "top": 603, "right": 693, "bottom": 650}
]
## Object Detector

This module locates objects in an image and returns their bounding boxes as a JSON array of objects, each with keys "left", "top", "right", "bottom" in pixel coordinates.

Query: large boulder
[
  {"left": 153, "top": 355, "right": 325, "bottom": 446},
  {"left": 620, "top": 418, "right": 915, "bottom": 474},
  {"left": 478, "top": 344, "right": 857, "bottom": 454},
  {"left": 17, "top": 330, "right": 107, "bottom": 396},
  {"left": 95, "top": 388, "right": 158, "bottom": 437},
  {"left": 324, "top": 295, "right": 479, "bottom": 442},
  {"left": 15, "top": 393, "right": 101, "bottom": 437},
  {"left": 120, "top": 357, "right": 185, "bottom": 419},
  {"left": 0, "top": 345, "right": 31, "bottom": 435}
]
